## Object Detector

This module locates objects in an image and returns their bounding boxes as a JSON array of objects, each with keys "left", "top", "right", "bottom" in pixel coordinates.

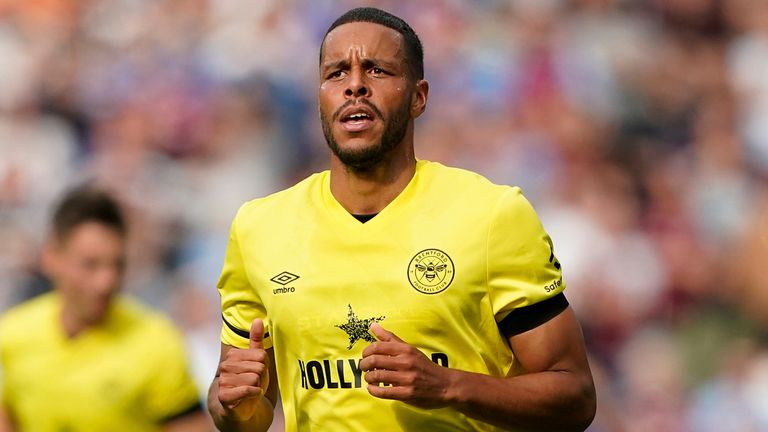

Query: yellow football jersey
[
  {"left": 218, "top": 160, "right": 565, "bottom": 431},
  {"left": 0, "top": 292, "right": 201, "bottom": 432}
]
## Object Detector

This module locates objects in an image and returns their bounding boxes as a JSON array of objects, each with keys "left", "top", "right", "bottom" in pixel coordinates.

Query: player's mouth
[{"left": 339, "top": 106, "right": 377, "bottom": 133}]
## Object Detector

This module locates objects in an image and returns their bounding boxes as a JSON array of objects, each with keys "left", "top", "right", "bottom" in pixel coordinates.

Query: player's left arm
[
  {"left": 0, "top": 406, "right": 14, "bottom": 432},
  {"left": 361, "top": 306, "right": 596, "bottom": 431},
  {"left": 156, "top": 370, "right": 211, "bottom": 432},
  {"left": 146, "top": 320, "right": 212, "bottom": 432}
]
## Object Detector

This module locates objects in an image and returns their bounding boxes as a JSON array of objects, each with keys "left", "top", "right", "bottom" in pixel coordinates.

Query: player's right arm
[
  {"left": 208, "top": 319, "right": 278, "bottom": 432},
  {"left": 0, "top": 406, "right": 14, "bottom": 432}
]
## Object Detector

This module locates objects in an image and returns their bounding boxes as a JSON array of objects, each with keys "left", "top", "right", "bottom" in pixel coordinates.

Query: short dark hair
[
  {"left": 52, "top": 184, "right": 126, "bottom": 241},
  {"left": 321, "top": 7, "right": 424, "bottom": 80}
]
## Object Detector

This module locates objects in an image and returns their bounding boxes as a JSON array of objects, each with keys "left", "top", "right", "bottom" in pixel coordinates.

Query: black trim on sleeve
[
  {"left": 499, "top": 293, "right": 569, "bottom": 337},
  {"left": 159, "top": 400, "right": 203, "bottom": 424},
  {"left": 222, "top": 315, "right": 270, "bottom": 340}
]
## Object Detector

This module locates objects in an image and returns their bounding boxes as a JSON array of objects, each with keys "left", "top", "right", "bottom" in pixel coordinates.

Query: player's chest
[
  {"left": 248, "top": 225, "right": 490, "bottom": 342},
  {"left": 9, "top": 334, "right": 150, "bottom": 408}
]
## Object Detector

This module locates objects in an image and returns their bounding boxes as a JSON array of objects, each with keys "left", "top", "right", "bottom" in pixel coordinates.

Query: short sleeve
[
  {"left": 143, "top": 320, "right": 202, "bottom": 423},
  {"left": 217, "top": 205, "right": 272, "bottom": 349},
  {"left": 487, "top": 187, "right": 565, "bottom": 323}
]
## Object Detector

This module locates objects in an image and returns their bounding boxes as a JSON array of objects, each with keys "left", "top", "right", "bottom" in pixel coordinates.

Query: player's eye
[
  {"left": 327, "top": 70, "right": 344, "bottom": 79},
  {"left": 370, "top": 67, "right": 386, "bottom": 75}
]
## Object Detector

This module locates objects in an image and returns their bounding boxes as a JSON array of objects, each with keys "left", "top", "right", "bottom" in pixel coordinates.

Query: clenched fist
[{"left": 217, "top": 318, "right": 271, "bottom": 421}]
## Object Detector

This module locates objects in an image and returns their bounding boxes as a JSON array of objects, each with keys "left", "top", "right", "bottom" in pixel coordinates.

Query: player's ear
[{"left": 410, "top": 79, "right": 429, "bottom": 118}]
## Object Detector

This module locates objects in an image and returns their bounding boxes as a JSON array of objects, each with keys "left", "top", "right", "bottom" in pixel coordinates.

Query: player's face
[
  {"left": 319, "top": 22, "right": 425, "bottom": 170},
  {"left": 46, "top": 222, "right": 126, "bottom": 327}
]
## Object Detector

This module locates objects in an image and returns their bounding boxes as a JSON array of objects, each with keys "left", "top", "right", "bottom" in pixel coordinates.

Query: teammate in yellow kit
[
  {"left": 0, "top": 186, "right": 210, "bottom": 432},
  {"left": 209, "top": 7, "right": 596, "bottom": 432}
]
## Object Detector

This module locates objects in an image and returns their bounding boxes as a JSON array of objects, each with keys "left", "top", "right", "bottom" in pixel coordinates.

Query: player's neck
[
  {"left": 60, "top": 301, "right": 102, "bottom": 339},
  {"left": 61, "top": 306, "right": 87, "bottom": 338},
  {"left": 329, "top": 147, "right": 416, "bottom": 215}
]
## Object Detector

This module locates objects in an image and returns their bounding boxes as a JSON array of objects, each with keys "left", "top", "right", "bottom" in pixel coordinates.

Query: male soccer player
[
  {"left": 0, "top": 186, "right": 210, "bottom": 432},
  {"left": 209, "top": 7, "right": 596, "bottom": 431}
]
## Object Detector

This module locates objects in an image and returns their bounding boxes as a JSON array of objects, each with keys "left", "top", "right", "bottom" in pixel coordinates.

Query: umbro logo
[
  {"left": 270, "top": 271, "right": 299, "bottom": 295},
  {"left": 271, "top": 271, "right": 299, "bottom": 285}
]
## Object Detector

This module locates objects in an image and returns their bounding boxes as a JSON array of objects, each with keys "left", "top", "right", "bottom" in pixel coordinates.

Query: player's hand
[
  {"left": 360, "top": 323, "right": 453, "bottom": 409},
  {"left": 217, "top": 318, "right": 270, "bottom": 421}
]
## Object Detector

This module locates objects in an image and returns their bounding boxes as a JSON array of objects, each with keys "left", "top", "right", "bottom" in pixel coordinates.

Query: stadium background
[{"left": 1, "top": 0, "right": 767, "bottom": 430}]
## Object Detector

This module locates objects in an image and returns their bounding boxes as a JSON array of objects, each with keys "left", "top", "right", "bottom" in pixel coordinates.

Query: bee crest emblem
[{"left": 407, "top": 249, "right": 455, "bottom": 294}]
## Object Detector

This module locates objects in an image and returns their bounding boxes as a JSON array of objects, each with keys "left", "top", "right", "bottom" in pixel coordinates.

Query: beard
[{"left": 321, "top": 97, "right": 411, "bottom": 171}]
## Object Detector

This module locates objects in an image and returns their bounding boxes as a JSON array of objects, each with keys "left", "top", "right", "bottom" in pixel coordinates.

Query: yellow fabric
[
  {"left": 218, "top": 160, "right": 565, "bottom": 431},
  {"left": 0, "top": 293, "right": 201, "bottom": 432}
]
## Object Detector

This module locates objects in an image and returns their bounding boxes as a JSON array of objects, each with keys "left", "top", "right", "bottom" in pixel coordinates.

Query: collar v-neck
[
  {"left": 321, "top": 160, "right": 425, "bottom": 228},
  {"left": 352, "top": 213, "right": 378, "bottom": 223}
]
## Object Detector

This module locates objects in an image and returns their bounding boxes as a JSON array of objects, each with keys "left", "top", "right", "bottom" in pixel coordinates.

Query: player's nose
[{"left": 345, "top": 67, "right": 369, "bottom": 98}]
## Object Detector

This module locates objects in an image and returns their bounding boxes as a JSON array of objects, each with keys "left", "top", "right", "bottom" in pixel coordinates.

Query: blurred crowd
[{"left": 1, "top": 0, "right": 767, "bottom": 430}]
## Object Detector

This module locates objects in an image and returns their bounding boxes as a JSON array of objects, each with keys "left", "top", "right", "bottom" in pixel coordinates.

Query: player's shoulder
[
  {"left": 234, "top": 171, "right": 326, "bottom": 221},
  {"left": 105, "top": 297, "right": 190, "bottom": 363},
  {"left": 0, "top": 292, "right": 57, "bottom": 331},
  {"left": 420, "top": 160, "right": 522, "bottom": 201},
  {"left": 111, "top": 296, "right": 182, "bottom": 337},
  {"left": 0, "top": 292, "right": 58, "bottom": 347}
]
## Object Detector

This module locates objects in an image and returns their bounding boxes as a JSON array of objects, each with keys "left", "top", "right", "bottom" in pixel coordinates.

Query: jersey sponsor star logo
[{"left": 335, "top": 305, "right": 384, "bottom": 350}]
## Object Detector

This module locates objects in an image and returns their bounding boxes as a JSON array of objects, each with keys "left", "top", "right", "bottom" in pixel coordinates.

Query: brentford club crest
[{"left": 407, "top": 249, "right": 455, "bottom": 294}]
